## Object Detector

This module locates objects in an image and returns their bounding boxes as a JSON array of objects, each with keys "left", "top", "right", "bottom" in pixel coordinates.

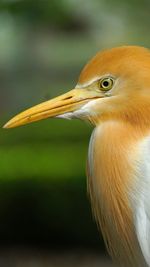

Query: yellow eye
[{"left": 99, "top": 77, "right": 114, "bottom": 91}]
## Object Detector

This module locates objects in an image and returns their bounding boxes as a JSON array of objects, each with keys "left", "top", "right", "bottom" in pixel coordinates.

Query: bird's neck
[{"left": 87, "top": 120, "right": 147, "bottom": 266}]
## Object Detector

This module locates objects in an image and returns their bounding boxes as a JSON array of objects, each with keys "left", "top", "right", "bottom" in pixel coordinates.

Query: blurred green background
[{"left": 0, "top": 0, "right": 150, "bottom": 266}]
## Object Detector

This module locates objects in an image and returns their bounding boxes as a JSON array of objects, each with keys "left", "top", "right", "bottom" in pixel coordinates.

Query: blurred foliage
[
  {"left": 0, "top": 0, "right": 88, "bottom": 31},
  {"left": 0, "top": 0, "right": 150, "bottom": 36},
  {"left": 0, "top": 120, "right": 91, "bottom": 180},
  {"left": 0, "top": 119, "right": 103, "bottom": 248}
]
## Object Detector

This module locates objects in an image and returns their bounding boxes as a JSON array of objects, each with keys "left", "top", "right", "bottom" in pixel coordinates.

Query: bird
[{"left": 3, "top": 45, "right": 150, "bottom": 267}]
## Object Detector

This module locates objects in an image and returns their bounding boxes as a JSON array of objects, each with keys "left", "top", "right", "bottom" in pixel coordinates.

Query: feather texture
[{"left": 87, "top": 120, "right": 149, "bottom": 266}]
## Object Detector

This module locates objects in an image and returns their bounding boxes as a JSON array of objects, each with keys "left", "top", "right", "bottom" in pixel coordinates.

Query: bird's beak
[{"left": 3, "top": 88, "right": 100, "bottom": 129}]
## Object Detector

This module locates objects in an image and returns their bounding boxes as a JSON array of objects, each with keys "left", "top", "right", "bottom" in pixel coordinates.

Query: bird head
[{"left": 4, "top": 46, "right": 150, "bottom": 129}]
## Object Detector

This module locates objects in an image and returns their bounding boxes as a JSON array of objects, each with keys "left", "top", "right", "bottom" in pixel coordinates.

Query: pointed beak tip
[
  {"left": 3, "top": 123, "right": 7, "bottom": 129},
  {"left": 3, "top": 119, "right": 16, "bottom": 129},
  {"left": 3, "top": 122, "right": 11, "bottom": 129}
]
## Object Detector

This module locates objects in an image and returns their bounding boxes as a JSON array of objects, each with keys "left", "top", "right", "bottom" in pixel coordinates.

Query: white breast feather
[{"left": 134, "top": 136, "right": 150, "bottom": 266}]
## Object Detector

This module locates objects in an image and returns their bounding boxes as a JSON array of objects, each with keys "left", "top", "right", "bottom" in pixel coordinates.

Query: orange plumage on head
[
  {"left": 4, "top": 46, "right": 150, "bottom": 267},
  {"left": 78, "top": 46, "right": 150, "bottom": 128}
]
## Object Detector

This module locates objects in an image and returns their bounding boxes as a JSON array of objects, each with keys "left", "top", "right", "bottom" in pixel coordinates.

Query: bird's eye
[{"left": 99, "top": 77, "right": 114, "bottom": 91}]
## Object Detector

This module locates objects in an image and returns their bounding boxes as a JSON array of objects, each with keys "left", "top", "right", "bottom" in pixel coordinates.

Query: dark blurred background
[{"left": 0, "top": 0, "right": 149, "bottom": 266}]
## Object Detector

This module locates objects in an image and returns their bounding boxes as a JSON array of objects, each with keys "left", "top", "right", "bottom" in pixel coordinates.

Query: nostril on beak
[{"left": 63, "top": 96, "right": 73, "bottom": 100}]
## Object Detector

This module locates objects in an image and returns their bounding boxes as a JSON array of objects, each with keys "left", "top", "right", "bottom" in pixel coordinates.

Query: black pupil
[{"left": 103, "top": 80, "right": 109, "bottom": 87}]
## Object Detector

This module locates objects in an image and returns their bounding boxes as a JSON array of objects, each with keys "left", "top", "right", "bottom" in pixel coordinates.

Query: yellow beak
[{"left": 3, "top": 88, "right": 100, "bottom": 129}]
